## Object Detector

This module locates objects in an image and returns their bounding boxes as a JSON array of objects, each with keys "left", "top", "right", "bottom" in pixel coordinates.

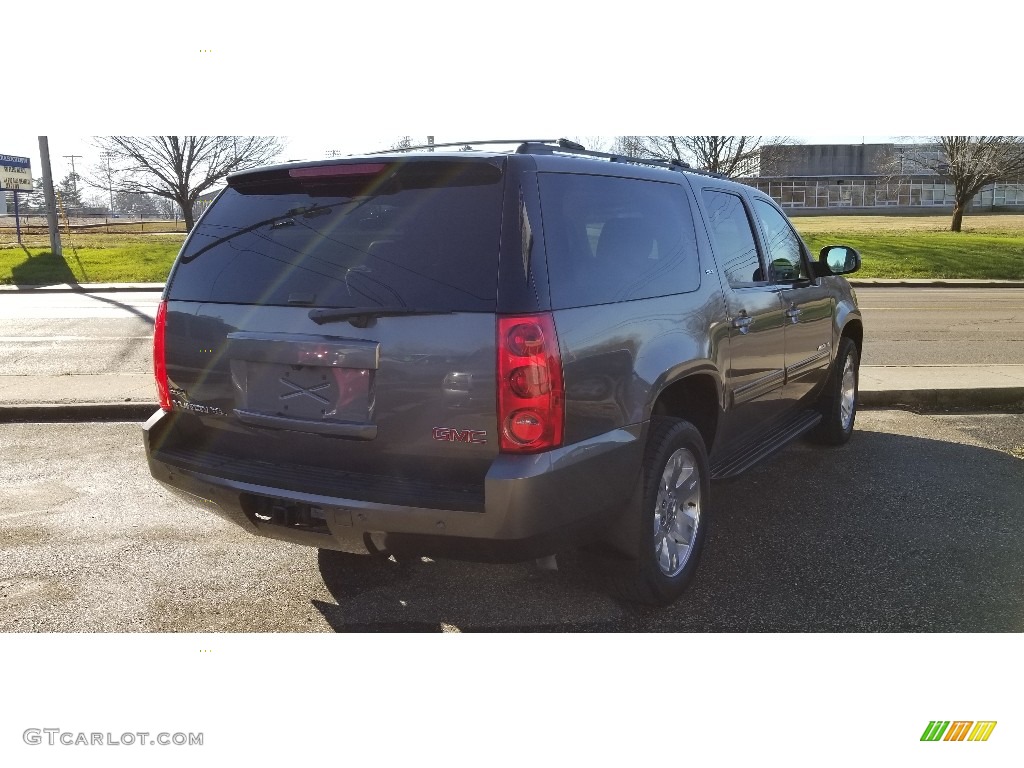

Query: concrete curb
[
  {"left": 860, "top": 388, "right": 1024, "bottom": 408},
  {"left": 0, "top": 403, "right": 159, "bottom": 423}
]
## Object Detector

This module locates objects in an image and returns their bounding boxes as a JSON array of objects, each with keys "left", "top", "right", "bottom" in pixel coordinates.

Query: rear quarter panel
[{"left": 555, "top": 275, "right": 730, "bottom": 445}]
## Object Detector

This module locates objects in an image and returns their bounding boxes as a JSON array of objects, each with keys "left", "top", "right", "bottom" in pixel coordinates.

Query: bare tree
[
  {"left": 82, "top": 192, "right": 108, "bottom": 211},
  {"left": 566, "top": 136, "right": 616, "bottom": 153},
  {"left": 613, "top": 136, "right": 794, "bottom": 177},
  {"left": 610, "top": 136, "right": 649, "bottom": 158},
  {"left": 88, "top": 152, "right": 119, "bottom": 214},
  {"left": 114, "top": 191, "right": 159, "bottom": 217},
  {"left": 900, "top": 136, "right": 1024, "bottom": 231},
  {"left": 89, "top": 136, "right": 284, "bottom": 231}
]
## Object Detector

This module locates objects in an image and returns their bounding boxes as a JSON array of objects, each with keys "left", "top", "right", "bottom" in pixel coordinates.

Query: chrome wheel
[
  {"left": 839, "top": 354, "right": 856, "bottom": 431},
  {"left": 653, "top": 448, "right": 701, "bottom": 577}
]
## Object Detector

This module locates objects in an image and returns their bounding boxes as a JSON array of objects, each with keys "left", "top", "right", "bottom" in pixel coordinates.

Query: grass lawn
[
  {"left": 1, "top": 214, "right": 1022, "bottom": 284},
  {"left": 792, "top": 214, "right": 1024, "bottom": 279},
  {"left": 0, "top": 233, "right": 185, "bottom": 285}
]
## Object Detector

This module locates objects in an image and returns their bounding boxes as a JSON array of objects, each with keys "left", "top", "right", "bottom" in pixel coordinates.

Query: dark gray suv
[{"left": 145, "top": 139, "right": 863, "bottom": 605}]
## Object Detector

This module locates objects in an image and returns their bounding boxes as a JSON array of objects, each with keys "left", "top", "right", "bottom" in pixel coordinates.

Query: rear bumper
[{"left": 144, "top": 410, "right": 645, "bottom": 562}]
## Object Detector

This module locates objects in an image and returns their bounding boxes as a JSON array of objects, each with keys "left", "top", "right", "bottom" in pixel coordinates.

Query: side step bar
[{"left": 710, "top": 409, "right": 822, "bottom": 480}]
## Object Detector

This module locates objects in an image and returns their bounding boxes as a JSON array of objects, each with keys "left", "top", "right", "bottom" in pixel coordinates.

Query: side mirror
[{"left": 817, "top": 245, "right": 861, "bottom": 276}]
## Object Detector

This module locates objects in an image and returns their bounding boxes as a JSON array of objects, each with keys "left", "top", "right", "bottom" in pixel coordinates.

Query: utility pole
[
  {"left": 63, "top": 154, "right": 82, "bottom": 176},
  {"left": 63, "top": 153, "right": 83, "bottom": 200},
  {"left": 39, "top": 137, "right": 62, "bottom": 257}
]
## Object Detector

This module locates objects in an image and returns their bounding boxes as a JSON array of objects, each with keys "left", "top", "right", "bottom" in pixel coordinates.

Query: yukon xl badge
[
  {"left": 432, "top": 427, "right": 487, "bottom": 444},
  {"left": 168, "top": 386, "right": 227, "bottom": 416}
]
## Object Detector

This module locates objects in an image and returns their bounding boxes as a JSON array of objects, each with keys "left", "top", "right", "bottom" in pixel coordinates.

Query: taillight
[
  {"left": 497, "top": 314, "right": 564, "bottom": 453},
  {"left": 153, "top": 299, "right": 172, "bottom": 411}
]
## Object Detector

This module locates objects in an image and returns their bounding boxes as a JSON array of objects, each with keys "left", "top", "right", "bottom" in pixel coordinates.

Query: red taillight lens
[
  {"left": 153, "top": 299, "right": 172, "bottom": 411},
  {"left": 506, "top": 322, "right": 546, "bottom": 356},
  {"left": 497, "top": 314, "right": 564, "bottom": 453},
  {"left": 509, "top": 365, "right": 550, "bottom": 398},
  {"left": 506, "top": 409, "right": 545, "bottom": 444}
]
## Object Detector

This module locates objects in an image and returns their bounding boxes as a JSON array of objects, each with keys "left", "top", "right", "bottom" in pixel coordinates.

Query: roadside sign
[{"left": 0, "top": 154, "right": 33, "bottom": 191}]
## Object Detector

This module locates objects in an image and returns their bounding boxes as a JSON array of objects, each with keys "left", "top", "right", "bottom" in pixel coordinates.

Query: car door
[
  {"left": 699, "top": 188, "right": 787, "bottom": 447},
  {"left": 750, "top": 197, "right": 834, "bottom": 410}
]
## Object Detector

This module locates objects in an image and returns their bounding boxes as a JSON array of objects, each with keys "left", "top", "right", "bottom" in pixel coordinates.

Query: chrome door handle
[
  {"left": 731, "top": 315, "right": 753, "bottom": 334},
  {"left": 785, "top": 306, "right": 802, "bottom": 324}
]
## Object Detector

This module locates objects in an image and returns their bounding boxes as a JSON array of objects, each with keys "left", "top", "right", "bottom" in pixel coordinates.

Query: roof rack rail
[
  {"left": 359, "top": 137, "right": 728, "bottom": 179},
  {"left": 362, "top": 139, "right": 562, "bottom": 155},
  {"left": 516, "top": 140, "right": 727, "bottom": 179}
]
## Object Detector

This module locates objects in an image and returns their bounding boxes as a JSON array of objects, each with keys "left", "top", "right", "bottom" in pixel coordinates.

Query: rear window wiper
[
  {"left": 308, "top": 306, "right": 455, "bottom": 328},
  {"left": 181, "top": 203, "right": 338, "bottom": 263}
]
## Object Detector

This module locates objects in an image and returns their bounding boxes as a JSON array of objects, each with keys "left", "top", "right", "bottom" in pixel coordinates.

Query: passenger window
[
  {"left": 538, "top": 174, "right": 700, "bottom": 308},
  {"left": 700, "top": 190, "right": 765, "bottom": 287},
  {"left": 752, "top": 199, "right": 809, "bottom": 282}
]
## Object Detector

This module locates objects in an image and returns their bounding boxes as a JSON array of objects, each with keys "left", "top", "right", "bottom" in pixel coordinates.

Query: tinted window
[
  {"left": 538, "top": 174, "right": 699, "bottom": 308},
  {"left": 700, "top": 189, "right": 764, "bottom": 286},
  {"left": 752, "top": 198, "right": 808, "bottom": 282},
  {"left": 168, "top": 160, "right": 504, "bottom": 311}
]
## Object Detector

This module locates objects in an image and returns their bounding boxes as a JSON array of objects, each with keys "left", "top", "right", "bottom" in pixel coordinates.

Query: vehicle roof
[
  {"left": 228, "top": 149, "right": 755, "bottom": 192},
  {"left": 227, "top": 151, "right": 509, "bottom": 181}
]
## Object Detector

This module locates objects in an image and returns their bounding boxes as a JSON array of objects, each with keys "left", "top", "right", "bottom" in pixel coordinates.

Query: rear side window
[
  {"left": 700, "top": 189, "right": 765, "bottom": 286},
  {"left": 167, "top": 160, "right": 504, "bottom": 311},
  {"left": 538, "top": 173, "right": 699, "bottom": 308}
]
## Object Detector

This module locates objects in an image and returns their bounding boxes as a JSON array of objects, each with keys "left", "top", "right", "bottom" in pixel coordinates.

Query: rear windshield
[
  {"left": 538, "top": 173, "right": 699, "bottom": 308},
  {"left": 167, "top": 159, "right": 504, "bottom": 311}
]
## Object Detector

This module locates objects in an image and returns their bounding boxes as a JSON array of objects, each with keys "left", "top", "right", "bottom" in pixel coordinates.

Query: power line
[{"left": 62, "top": 154, "right": 83, "bottom": 177}]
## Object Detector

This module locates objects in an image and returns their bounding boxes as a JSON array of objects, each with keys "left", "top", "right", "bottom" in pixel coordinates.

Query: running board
[{"left": 710, "top": 410, "right": 822, "bottom": 480}]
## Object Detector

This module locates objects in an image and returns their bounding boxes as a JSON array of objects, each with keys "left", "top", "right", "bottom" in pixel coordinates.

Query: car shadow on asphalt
[
  {"left": 308, "top": 426, "right": 1024, "bottom": 633},
  {"left": 311, "top": 547, "right": 623, "bottom": 632}
]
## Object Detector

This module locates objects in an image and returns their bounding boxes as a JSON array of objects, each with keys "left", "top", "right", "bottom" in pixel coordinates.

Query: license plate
[{"left": 242, "top": 362, "right": 372, "bottom": 422}]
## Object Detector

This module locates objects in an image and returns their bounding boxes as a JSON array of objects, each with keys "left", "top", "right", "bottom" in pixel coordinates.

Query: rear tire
[
  {"left": 605, "top": 417, "right": 711, "bottom": 606},
  {"left": 808, "top": 337, "right": 859, "bottom": 446}
]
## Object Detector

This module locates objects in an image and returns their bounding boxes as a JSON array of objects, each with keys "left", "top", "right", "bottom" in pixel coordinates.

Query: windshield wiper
[
  {"left": 180, "top": 203, "right": 336, "bottom": 263},
  {"left": 308, "top": 306, "right": 454, "bottom": 328}
]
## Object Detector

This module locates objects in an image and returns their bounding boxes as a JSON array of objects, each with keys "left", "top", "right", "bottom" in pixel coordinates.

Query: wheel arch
[
  {"left": 650, "top": 372, "right": 721, "bottom": 455},
  {"left": 841, "top": 317, "right": 863, "bottom": 358}
]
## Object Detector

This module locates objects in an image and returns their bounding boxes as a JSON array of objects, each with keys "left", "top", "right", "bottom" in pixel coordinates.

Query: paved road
[
  {"left": 0, "top": 292, "right": 156, "bottom": 378},
  {"left": 2, "top": 411, "right": 1021, "bottom": 632},
  {"left": 0, "top": 291, "right": 161, "bottom": 321},
  {"left": 857, "top": 288, "right": 1024, "bottom": 365},
  {"left": 0, "top": 288, "right": 1021, "bottom": 379}
]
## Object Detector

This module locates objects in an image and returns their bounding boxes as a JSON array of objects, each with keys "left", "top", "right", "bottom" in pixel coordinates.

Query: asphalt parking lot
[{"left": 1, "top": 409, "right": 1022, "bottom": 632}]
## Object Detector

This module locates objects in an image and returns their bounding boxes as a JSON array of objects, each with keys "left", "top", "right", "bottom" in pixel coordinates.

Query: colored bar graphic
[
  {"left": 967, "top": 722, "right": 997, "bottom": 742},
  {"left": 921, "top": 720, "right": 996, "bottom": 742},
  {"left": 921, "top": 721, "right": 950, "bottom": 741},
  {"left": 944, "top": 721, "right": 973, "bottom": 741}
]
